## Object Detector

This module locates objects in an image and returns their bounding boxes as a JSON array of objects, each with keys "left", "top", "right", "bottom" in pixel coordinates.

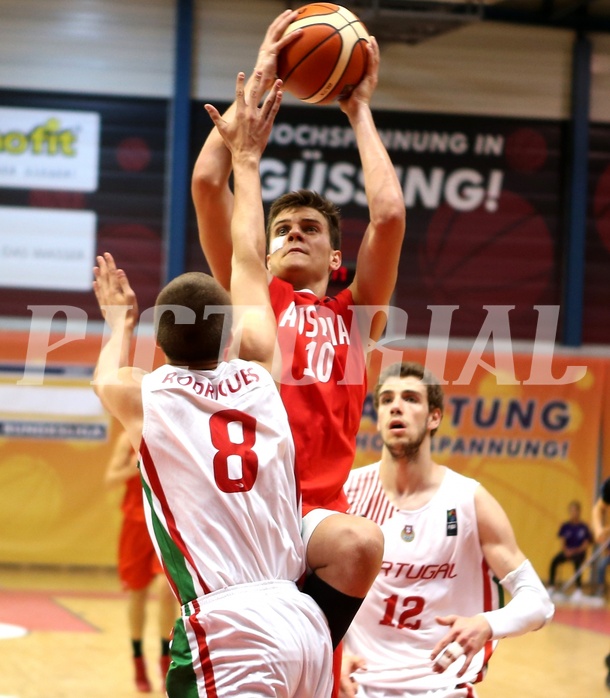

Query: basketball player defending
[
  {"left": 93, "top": 73, "right": 332, "bottom": 697},
  {"left": 193, "top": 11, "right": 405, "bottom": 689},
  {"left": 339, "top": 362, "right": 555, "bottom": 698}
]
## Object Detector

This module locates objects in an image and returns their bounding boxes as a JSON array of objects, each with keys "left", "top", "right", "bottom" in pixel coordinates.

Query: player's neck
[
  {"left": 380, "top": 448, "right": 440, "bottom": 498},
  {"left": 277, "top": 271, "right": 329, "bottom": 298},
  {"left": 167, "top": 359, "right": 220, "bottom": 370}
]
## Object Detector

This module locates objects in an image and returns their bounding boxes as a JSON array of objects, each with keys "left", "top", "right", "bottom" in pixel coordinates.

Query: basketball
[{"left": 277, "top": 3, "right": 370, "bottom": 105}]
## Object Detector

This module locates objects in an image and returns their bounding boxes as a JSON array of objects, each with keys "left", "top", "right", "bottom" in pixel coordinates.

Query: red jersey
[{"left": 269, "top": 276, "right": 367, "bottom": 513}]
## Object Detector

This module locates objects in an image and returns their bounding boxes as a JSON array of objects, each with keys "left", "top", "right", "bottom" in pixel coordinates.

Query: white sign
[
  {"left": 0, "top": 206, "right": 97, "bottom": 291},
  {"left": 0, "top": 106, "right": 100, "bottom": 191}
]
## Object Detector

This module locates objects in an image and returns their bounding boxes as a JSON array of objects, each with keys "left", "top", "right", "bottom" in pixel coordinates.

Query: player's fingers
[
  {"left": 204, "top": 104, "right": 224, "bottom": 130},
  {"left": 248, "top": 71, "right": 263, "bottom": 108},
  {"left": 262, "top": 80, "right": 283, "bottom": 120},
  {"left": 270, "top": 9, "right": 298, "bottom": 38},
  {"left": 432, "top": 640, "right": 464, "bottom": 673},
  {"left": 456, "top": 650, "right": 474, "bottom": 678},
  {"left": 234, "top": 71, "right": 246, "bottom": 107},
  {"left": 276, "top": 26, "right": 302, "bottom": 52},
  {"left": 116, "top": 269, "right": 136, "bottom": 303},
  {"left": 103, "top": 251, "right": 117, "bottom": 274}
]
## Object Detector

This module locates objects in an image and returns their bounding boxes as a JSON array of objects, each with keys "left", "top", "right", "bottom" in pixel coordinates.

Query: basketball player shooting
[{"left": 192, "top": 16, "right": 406, "bottom": 693}]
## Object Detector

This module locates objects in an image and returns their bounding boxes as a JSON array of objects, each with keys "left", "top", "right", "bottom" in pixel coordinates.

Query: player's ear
[
  {"left": 223, "top": 330, "right": 235, "bottom": 361},
  {"left": 428, "top": 408, "right": 442, "bottom": 432},
  {"left": 329, "top": 249, "right": 342, "bottom": 271}
]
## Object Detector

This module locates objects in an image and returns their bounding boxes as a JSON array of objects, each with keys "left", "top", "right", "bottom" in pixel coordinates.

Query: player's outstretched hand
[
  {"left": 205, "top": 71, "right": 283, "bottom": 160},
  {"left": 93, "top": 252, "right": 138, "bottom": 331}
]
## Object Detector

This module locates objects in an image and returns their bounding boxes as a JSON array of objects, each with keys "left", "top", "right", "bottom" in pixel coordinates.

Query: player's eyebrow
[{"left": 272, "top": 216, "right": 322, "bottom": 229}]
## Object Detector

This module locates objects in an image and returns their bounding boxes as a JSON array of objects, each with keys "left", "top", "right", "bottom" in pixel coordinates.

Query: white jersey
[
  {"left": 139, "top": 360, "right": 304, "bottom": 605},
  {"left": 344, "top": 463, "right": 500, "bottom": 696}
]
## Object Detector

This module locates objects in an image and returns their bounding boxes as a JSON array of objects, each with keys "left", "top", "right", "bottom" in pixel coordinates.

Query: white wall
[
  {"left": 0, "top": 0, "right": 176, "bottom": 97},
  {"left": 0, "top": 0, "right": 608, "bottom": 119}
]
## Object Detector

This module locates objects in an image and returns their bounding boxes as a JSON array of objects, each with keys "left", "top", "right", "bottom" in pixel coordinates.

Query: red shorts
[{"left": 118, "top": 517, "right": 162, "bottom": 591}]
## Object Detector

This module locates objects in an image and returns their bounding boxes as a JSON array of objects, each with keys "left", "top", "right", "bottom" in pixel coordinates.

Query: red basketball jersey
[{"left": 269, "top": 276, "right": 367, "bottom": 513}]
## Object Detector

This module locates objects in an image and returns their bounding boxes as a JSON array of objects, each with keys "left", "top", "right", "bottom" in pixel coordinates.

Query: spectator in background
[{"left": 547, "top": 500, "right": 593, "bottom": 602}]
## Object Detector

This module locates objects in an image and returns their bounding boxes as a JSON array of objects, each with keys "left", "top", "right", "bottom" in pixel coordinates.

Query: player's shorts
[
  {"left": 166, "top": 579, "right": 333, "bottom": 698},
  {"left": 118, "top": 518, "right": 162, "bottom": 591},
  {"left": 302, "top": 507, "right": 343, "bottom": 564}
]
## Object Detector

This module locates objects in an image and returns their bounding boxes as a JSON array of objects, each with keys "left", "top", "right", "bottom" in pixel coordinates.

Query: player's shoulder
[
  {"left": 345, "top": 461, "right": 385, "bottom": 516},
  {"left": 441, "top": 465, "right": 479, "bottom": 490},
  {"left": 223, "top": 358, "right": 276, "bottom": 385},
  {"left": 346, "top": 461, "right": 381, "bottom": 491},
  {"left": 321, "top": 285, "right": 355, "bottom": 308}
]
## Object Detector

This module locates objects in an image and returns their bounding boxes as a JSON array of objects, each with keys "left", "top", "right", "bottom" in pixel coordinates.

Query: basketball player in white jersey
[
  {"left": 340, "top": 361, "right": 554, "bottom": 698},
  {"left": 93, "top": 72, "right": 332, "bottom": 697}
]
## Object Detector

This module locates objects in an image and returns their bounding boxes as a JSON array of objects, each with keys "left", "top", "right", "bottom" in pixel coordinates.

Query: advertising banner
[{"left": 0, "top": 90, "right": 167, "bottom": 319}]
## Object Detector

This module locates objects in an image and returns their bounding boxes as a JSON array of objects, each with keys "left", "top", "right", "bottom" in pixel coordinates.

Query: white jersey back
[
  {"left": 344, "top": 464, "right": 500, "bottom": 694},
  {"left": 139, "top": 360, "right": 304, "bottom": 605}
]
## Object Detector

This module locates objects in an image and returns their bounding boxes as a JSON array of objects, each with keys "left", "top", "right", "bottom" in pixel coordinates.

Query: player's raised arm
[
  {"left": 340, "top": 37, "right": 406, "bottom": 327},
  {"left": 192, "top": 10, "right": 300, "bottom": 291},
  {"left": 92, "top": 253, "right": 145, "bottom": 449},
  {"left": 204, "top": 72, "right": 283, "bottom": 372}
]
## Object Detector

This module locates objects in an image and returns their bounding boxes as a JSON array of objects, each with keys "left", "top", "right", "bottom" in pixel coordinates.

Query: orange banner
[{"left": 0, "top": 329, "right": 157, "bottom": 566}]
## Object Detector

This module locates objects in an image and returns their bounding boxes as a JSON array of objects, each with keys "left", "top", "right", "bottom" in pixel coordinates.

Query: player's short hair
[
  {"left": 602, "top": 478, "right": 610, "bottom": 505},
  {"left": 154, "top": 272, "right": 231, "bottom": 365},
  {"left": 374, "top": 361, "right": 445, "bottom": 436},
  {"left": 266, "top": 190, "right": 342, "bottom": 251}
]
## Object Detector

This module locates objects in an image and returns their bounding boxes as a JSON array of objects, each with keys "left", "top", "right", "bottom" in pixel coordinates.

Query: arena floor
[{"left": 0, "top": 565, "right": 608, "bottom": 698}]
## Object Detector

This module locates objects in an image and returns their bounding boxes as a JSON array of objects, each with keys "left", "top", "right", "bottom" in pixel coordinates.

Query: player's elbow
[
  {"left": 540, "top": 592, "right": 555, "bottom": 628},
  {"left": 192, "top": 158, "right": 226, "bottom": 194},
  {"left": 372, "top": 199, "right": 406, "bottom": 238}
]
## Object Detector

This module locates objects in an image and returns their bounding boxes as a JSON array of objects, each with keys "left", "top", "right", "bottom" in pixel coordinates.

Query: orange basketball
[{"left": 277, "top": 3, "right": 370, "bottom": 105}]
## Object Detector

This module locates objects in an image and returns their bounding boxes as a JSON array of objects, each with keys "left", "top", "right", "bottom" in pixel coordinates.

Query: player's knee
[{"left": 335, "top": 517, "right": 384, "bottom": 582}]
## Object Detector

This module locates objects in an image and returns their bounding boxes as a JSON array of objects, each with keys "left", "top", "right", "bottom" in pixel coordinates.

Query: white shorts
[
  {"left": 302, "top": 508, "right": 343, "bottom": 565},
  {"left": 167, "top": 579, "right": 333, "bottom": 697},
  {"left": 356, "top": 683, "right": 478, "bottom": 698}
]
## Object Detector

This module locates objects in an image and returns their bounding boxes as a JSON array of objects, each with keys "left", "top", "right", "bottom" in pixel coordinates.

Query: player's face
[
  {"left": 376, "top": 375, "right": 441, "bottom": 459},
  {"left": 266, "top": 206, "right": 341, "bottom": 287}
]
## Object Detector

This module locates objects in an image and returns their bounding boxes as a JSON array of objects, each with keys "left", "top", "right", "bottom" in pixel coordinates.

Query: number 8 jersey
[{"left": 139, "top": 359, "right": 305, "bottom": 606}]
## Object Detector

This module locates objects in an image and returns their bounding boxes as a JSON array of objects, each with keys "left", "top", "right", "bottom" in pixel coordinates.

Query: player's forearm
[
  {"left": 193, "top": 104, "right": 237, "bottom": 290},
  {"left": 93, "top": 321, "right": 134, "bottom": 391},
  {"left": 230, "top": 155, "right": 275, "bottom": 365},
  {"left": 231, "top": 154, "right": 265, "bottom": 268},
  {"left": 347, "top": 104, "right": 405, "bottom": 228},
  {"left": 481, "top": 560, "right": 554, "bottom": 639}
]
